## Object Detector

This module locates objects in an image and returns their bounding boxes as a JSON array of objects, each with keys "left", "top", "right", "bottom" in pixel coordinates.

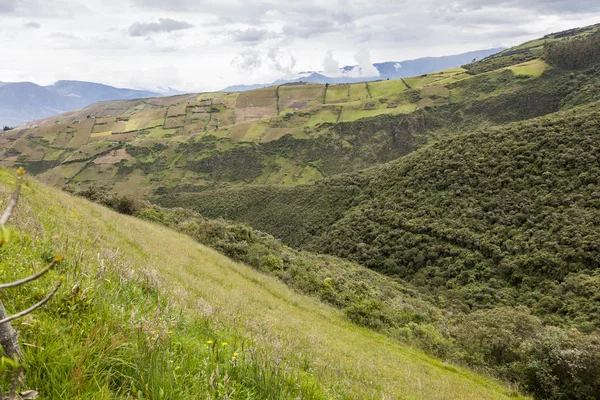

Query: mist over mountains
[
  {"left": 0, "top": 81, "right": 164, "bottom": 127},
  {"left": 222, "top": 48, "right": 504, "bottom": 92}
]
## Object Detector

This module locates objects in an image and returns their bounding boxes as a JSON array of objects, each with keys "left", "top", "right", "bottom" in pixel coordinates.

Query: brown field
[
  {"left": 235, "top": 87, "right": 278, "bottom": 108},
  {"left": 279, "top": 85, "right": 325, "bottom": 110},
  {"left": 167, "top": 103, "right": 188, "bottom": 117},
  {"left": 165, "top": 115, "right": 186, "bottom": 129},
  {"left": 93, "top": 148, "right": 132, "bottom": 164}
]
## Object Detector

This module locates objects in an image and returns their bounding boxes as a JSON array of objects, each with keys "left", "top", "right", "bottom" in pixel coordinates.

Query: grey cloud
[
  {"left": 128, "top": 18, "right": 194, "bottom": 37},
  {"left": 455, "top": 0, "right": 600, "bottom": 14},
  {"left": 231, "top": 28, "right": 270, "bottom": 42},
  {"left": 24, "top": 21, "right": 41, "bottom": 29},
  {"left": 0, "top": 0, "right": 16, "bottom": 12},
  {"left": 282, "top": 19, "right": 341, "bottom": 39},
  {"left": 0, "top": 0, "right": 89, "bottom": 17}
]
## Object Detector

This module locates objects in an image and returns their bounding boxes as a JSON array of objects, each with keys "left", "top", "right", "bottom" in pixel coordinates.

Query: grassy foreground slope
[{"left": 0, "top": 170, "right": 522, "bottom": 399}]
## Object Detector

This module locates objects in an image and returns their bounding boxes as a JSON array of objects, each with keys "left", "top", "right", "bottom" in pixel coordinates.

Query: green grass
[
  {"left": 368, "top": 79, "right": 409, "bottom": 98},
  {"left": 325, "top": 85, "right": 350, "bottom": 103},
  {"left": 348, "top": 83, "right": 370, "bottom": 101},
  {"left": 506, "top": 59, "right": 549, "bottom": 77},
  {"left": 0, "top": 169, "right": 525, "bottom": 399},
  {"left": 307, "top": 108, "right": 340, "bottom": 125}
]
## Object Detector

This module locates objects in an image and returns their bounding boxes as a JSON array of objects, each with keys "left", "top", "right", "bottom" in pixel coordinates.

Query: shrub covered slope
[{"left": 160, "top": 101, "right": 600, "bottom": 330}]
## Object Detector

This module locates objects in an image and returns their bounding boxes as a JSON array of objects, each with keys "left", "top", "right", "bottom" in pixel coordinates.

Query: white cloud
[
  {"left": 346, "top": 49, "right": 379, "bottom": 78},
  {"left": 322, "top": 50, "right": 341, "bottom": 77},
  {"left": 0, "top": 0, "right": 598, "bottom": 92}
]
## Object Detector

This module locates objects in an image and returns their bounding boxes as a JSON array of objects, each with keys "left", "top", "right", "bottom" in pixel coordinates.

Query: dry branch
[
  {"left": 0, "top": 281, "right": 62, "bottom": 326},
  {"left": 0, "top": 257, "right": 63, "bottom": 290},
  {"left": 0, "top": 168, "right": 24, "bottom": 227}
]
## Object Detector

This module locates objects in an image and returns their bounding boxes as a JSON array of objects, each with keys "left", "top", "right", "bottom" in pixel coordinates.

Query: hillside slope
[
  {"left": 0, "top": 169, "right": 522, "bottom": 399},
  {"left": 158, "top": 100, "right": 600, "bottom": 331}
]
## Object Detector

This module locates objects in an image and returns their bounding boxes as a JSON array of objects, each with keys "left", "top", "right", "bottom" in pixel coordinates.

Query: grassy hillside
[
  {"left": 2, "top": 24, "right": 599, "bottom": 195},
  {"left": 77, "top": 187, "right": 600, "bottom": 399},
  {"left": 0, "top": 169, "right": 524, "bottom": 399}
]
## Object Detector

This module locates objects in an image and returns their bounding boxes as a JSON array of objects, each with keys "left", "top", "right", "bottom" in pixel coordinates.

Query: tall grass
[{"left": 0, "top": 170, "right": 525, "bottom": 399}]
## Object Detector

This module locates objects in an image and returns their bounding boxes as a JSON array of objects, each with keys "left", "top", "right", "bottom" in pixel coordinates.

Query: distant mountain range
[
  {"left": 222, "top": 48, "right": 505, "bottom": 92},
  {"left": 0, "top": 48, "right": 503, "bottom": 127},
  {"left": 0, "top": 81, "right": 167, "bottom": 127}
]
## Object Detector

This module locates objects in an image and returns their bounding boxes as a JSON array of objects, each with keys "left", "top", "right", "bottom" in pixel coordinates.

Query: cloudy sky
[{"left": 0, "top": 0, "right": 599, "bottom": 92}]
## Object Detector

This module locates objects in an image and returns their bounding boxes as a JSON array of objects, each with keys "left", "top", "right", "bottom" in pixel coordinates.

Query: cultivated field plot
[
  {"left": 92, "top": 117, "right": 116, "bottom": 133},
  {"left": 227, "top": 121, "right": 254, "bottom": 141},
  {"left": 235, "top": 106, "right": 278, "bottom": 123},
  {"left": 325, "top": 84, "right": 350, "bottom": 103},
  {"left": 164, "top": 115, "right": 186, "bottom": 129},
  {"left": 167, "top": 103, "right": 188, "bottom": 117},
  {"left": 71, "top": 163, "right": 119, "bottom": 186},
  {"left": 421, "top": 85, "right": 450, "bottom": 98},
  {"left": 107, "top": 132, "right": 136, "bottom": 142},
  {"left": 124, "top": 107, "right": 167, "bottom": 132},
  {"left": 338, "top": 102, "right": 417, "bottom": 122},
  {"left": 67, "top": 128, "right": 93, "bottom": 149},
  {"left": 260, "top": 127, "right": 299, "bottom": 142},
  {"left": 212, "top": 92, "right": 239, "bottom": 109},
  {"left": 85, "top": 101, "right": 136, "bottom": 119},
  {"left": 38, "top": 161, "right": 88, "bottom": 187},
  {"left": 404, "top": 76, "right": 445, "bottom": 89},
  {"left": 235, "top": 87, "right": 278, "bottom": 108},
  {"left": 307, "top": 107, "right": 341, "bottom": 126},
  {"left": 368, "top": 79, "right": 408, "bottom": 98},
  {"left": 7, "top": 137, "right": 47, "bottom": 161},
  {"left": 506, "top": 59, "right": 549, "bottom": 77},
  {"left": 348, "top": 83, "right": 371, "bottom": 101},
  {"left": 63, "top": 142, "right": 117, "bottom": 163},
  {"left": 234, "top": 88, "right": 279, "bottom": 123},
  {"left": 279, "top": 84, "right": 325, "bottom": 110}
]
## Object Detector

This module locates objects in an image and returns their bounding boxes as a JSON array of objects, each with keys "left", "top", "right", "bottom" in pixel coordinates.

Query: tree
[{"left": 0, "top": 168, "right": 63, "bottom": 399}]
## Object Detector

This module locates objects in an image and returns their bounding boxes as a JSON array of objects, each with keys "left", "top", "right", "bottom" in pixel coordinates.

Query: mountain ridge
[
  {"left": 0, "top": 80, "right": 164, "bottom": 127},
  {"left": 222, "top": 48, "right": 505, "bottom": 91}
]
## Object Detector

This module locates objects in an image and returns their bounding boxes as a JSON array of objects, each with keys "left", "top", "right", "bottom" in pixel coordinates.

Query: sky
[{"left": 0, "top": 0, "right": 599, "bottom": 92}]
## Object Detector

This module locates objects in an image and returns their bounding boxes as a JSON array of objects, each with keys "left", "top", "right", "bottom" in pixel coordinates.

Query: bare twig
[
  {"left": 0, "top": 168, "right": 24, "bottom": 227},
  {"left": 0, "top": 257, "right": 64, "bottom": 290},
  {"left": 0, "top": 281, "right": 62, "bottom": 326}
]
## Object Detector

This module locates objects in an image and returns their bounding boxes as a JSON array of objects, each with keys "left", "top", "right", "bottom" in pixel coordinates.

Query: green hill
[
  {"left": 1, "top": 24, "right": 599, "bottom": 195},
  {"left": 0, "top": 169, "right": 524, "bottom": 399},
  {"left": 158, "top": 100, "right": 600, "bottom": 329}
]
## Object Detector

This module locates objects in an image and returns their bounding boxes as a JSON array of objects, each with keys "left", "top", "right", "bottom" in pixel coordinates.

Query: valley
[{"left": 1, "top": 21, "right": 600, "bottom": 400}]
